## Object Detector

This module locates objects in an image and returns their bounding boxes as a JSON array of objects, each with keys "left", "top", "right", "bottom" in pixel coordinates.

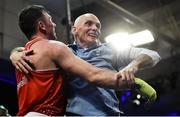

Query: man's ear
[
  {"left": 38, "top": 21, "right": 46, "bottom": 31},
  {"left": 71, "top": 26, "right": 76, "bottom": 35}
]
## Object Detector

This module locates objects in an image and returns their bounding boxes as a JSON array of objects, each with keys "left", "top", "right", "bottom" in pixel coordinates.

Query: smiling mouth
[{"left": 88, "top": 33, "right": 98, "bottom": 38}]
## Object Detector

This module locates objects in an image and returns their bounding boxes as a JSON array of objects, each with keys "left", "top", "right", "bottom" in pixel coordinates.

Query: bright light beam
[
  {"left": 129, "top": 30, "right": 154, "bottom": 46},
  {"left": 105, "top": 30, "right": 154, "bottom": 50},
  {"left": 105, "top": 32, "right": 131, "bottom": 50}
]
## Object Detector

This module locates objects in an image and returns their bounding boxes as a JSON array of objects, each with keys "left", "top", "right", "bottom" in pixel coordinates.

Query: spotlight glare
[
  {"left": 137, "top": 94, "right": 141, "bottom": 99},
  {"left": 133, "top": 99, "right": 140, "bottom": 106},
  {"left": 129, "top": 30, "right": 154, "bottom": 46},
  {"left": 105, "top": 32, "right": 131, "bottom": 50},
  {"left": 105, "top": 30, "right": 154, "bottom": 50}
]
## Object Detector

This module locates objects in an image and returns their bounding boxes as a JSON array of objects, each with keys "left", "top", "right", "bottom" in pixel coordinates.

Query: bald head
[
  {"left": 74, "top": 13, "right": 100, "bottom": 27},
  {"left": 72, "top": 13, "right": 101, "bottom": 48}
]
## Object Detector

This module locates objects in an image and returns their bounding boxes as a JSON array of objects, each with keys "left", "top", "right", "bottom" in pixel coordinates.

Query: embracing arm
[
  {"left": 10, "top": 47, "right": 33, "bottom": 73},
  {"left": 126, "top": 54, "right": 155, "bottom": 71},
  {"left": 9, "top": 43, "right": 134, "bottom": 90},
  {"left": 10, "top": 47, "right": 25, "bottom": 54},
  {"left": 50, "top": 41, "right": 133, "bottom": 90},
  {"left": 116, "top": 47, "right": 161, "bottom": 82}
]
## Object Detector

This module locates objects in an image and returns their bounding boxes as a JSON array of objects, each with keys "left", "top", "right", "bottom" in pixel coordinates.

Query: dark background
[{"left": 1, "top": 0, "right": 180, "bottom": 116}]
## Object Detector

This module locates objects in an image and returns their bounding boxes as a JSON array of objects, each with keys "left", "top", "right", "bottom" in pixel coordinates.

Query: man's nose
[
  {"left": 91, "top": 24, "right": 98, "bottom": 30},
  {"left": 90, "top": 24, "right": 100, "bottom": 36}
]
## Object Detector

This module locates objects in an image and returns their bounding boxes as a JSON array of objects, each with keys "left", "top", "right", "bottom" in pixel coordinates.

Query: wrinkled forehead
[
  {"left": 74, "top": 14, "right": 101, "bottom": 26},
  {"left": 83, "top": 14, "right": 100, "bottom": 22}
]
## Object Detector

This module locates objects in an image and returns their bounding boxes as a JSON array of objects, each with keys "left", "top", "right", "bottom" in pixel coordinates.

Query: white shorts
[{"left": 24, "top": 112, "right": 48, "bottom": 117}]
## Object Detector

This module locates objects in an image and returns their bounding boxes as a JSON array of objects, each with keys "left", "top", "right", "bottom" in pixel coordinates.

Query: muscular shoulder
[
  {"left": 47, "top": 40, "right": 72, "bottom": 59},
  {"left": 48, "top": 40, "right": 69, "bottom": 52},
  {"left": 30, "top": 40, "right": 69, "bottom": 57}
]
